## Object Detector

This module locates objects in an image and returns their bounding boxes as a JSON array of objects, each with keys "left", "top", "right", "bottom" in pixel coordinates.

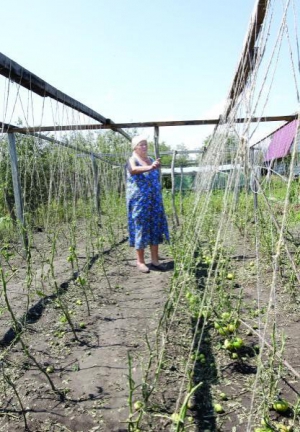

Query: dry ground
[
  {"left": 0, "top": 225, "right": 173, "bottom": 432},
  {"left": 1, "top": 222, "right": 300, "bottom": 432}
]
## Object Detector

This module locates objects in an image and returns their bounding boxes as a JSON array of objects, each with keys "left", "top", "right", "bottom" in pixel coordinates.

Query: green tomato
[
  {"left": 214, "top": 321, "right": 221, "bottom": 329},
  {"left": 221, "top": 312, "right": 231, "bottom": 321},
  {"left": 218, "top": 327, "right": 228, "bottom": 336},
  {"left": 232, "top": 337, "right": 244, "bottom": 349},
  {"left": 171, "top": 413, "right": 181, "bottom": 424},
  {"left": 273, "top": 399, "right": 289, "bottom": 413},
  {"left": 219, "top": 392, "right": 228, "bottom": 401},
  {"left": 133, "top": 400, "right": 144, "bottom": 410},
  {"left": 214, "top": 403, "right": 224, "bottom": 414},
  {"left": 227, "top": 324, "right": 236, "bottom": 333},
  {"left": 223, "top": 339, "right": 233, "bottom": 351}
]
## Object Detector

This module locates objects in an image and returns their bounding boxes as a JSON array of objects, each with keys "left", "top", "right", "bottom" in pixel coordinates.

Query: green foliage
[
  {"left": 0, "top": 128, "right": 194, "bottom": 233},
  {"left": 202, "top": 132, "right": 239, "bottom": 164},
  {"left": 0, "top": 216, "right": 15, "bottom": 242},
  {"left": 147, "top": 140, "right": 191, "bottom": 168},
  {"left": 0, "top": 134, "right": 52, "bottom": 221}
]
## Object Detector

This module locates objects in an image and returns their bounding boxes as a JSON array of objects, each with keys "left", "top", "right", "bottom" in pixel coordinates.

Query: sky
[{"left": 1, "top": 0, "right": 299, "bottom": 149}]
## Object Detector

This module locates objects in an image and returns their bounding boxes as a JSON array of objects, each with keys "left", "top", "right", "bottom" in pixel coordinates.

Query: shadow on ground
[
  {"left": 0, "top": 237, "right": 128, "bottom": 347},
  {"left": 190, "top": 257, "right": 218, "bottom": 431}
]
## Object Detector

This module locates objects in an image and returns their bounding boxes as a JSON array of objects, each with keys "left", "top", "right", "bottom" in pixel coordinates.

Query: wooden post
[
  {"left": 91, "top": 155, "right": 101, "bottom": 220},
  {"left": 250, "top": 147, "right": 258, "bottom": 211},
  {"left": 7, "top": 133, "right": 28, "bottom": 251},
  {"left": 153, "top": 126, "right": 162, "bottom": 185},
  {"left": 233, "top": 165, "right": 240, "bottom": 211},
  {"left": 153, "top": 126, "right": 160, "bottom": 159},
  {"left": 179, "top": 166, "right": 184, "bottom": 215},
  {"left": 171, "top": 150, "right": 180, "bottom": 226}
]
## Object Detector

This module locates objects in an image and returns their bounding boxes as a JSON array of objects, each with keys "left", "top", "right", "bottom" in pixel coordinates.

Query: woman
[{"left": 126, "top": 135, "right": 170, "bottom": 273}]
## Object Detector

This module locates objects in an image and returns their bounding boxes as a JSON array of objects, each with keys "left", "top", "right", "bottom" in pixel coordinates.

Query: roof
[{"left": 264, "top": 119, "right": 298, "bottom": 162}]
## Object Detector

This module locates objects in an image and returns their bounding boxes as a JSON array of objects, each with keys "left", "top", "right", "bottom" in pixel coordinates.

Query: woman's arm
[{"left": 128, "top": 157, "right": 161, "bottom": 175}]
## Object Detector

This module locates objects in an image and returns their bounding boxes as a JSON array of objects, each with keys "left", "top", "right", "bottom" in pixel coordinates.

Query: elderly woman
[{"left": 126, "top": 135, "right": 169, "bottom": 273}]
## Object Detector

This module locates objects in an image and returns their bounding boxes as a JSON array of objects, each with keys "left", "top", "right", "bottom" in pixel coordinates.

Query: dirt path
[{"left": 0, "top": 232, "right": 173, "bottom": 432}]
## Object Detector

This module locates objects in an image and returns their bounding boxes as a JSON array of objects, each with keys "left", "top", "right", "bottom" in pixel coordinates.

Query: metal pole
[
  {"left": 179, "top": 166, "right": 184, "bottom": 215},
  {"left": 250, "top": 147, "right": 258, "bottom": 211},
  {"left": 153, "top": 126, "right": 162, "bottom": 185},
  {"left": 153, "top": 126, "right": 160, "bottom": 159},
  {"left": 171, "top": 150, "right": 180, "bottom": 226},
  {"left": 7, "top": 133, "right": 28, "bottom": 251},
  {"left": 91, "top": 155, "right": 101, "bottom": 220}
]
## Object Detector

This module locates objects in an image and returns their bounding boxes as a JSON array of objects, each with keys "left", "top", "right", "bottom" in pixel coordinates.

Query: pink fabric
[{"left": 264, "top": 120, "right": 298, "bottom": 162}]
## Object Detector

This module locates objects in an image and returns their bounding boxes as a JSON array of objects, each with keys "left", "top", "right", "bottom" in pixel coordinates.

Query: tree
[{"left": 201, "top": 133, "right": 239, "bottom": 165}]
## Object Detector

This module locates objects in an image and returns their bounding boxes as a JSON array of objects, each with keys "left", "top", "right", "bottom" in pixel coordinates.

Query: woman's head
[{"left": 131, "top": 135, "right": 148, "bottom": 155}]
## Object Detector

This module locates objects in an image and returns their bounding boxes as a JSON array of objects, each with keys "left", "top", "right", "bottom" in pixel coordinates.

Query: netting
[
  {"left": 1, "top": 0, "right": 300, "bottom": 430},
  {"left": 166, "top": 0, "right": 300, "bottom": 430}
]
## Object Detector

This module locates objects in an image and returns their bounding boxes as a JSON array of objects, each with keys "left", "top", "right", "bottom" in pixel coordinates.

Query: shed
[{"left": 161, "top": 164, "right": 245, "bottom": 191}]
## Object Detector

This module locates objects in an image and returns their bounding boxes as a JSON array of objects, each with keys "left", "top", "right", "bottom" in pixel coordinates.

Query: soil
[
  {"left": 0, "top": 223, "right": 173, "bottom": 432},
  {"left": 1, "top": 221, "right": 300, "bottom": 432}
]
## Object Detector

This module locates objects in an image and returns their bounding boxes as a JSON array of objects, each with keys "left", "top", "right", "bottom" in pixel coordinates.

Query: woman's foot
[{"left": 137, "top": 262, "right": 150, "bottom": 273}]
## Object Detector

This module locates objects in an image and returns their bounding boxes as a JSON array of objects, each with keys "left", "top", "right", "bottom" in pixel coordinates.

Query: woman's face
[{"left": 135, "top": 140, "right": 148, "bottom": 157}]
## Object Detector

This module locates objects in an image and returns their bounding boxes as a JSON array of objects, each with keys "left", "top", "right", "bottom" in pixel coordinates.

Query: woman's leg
[
  {"left": 150, "top": 244, "right": 159, "bottom": 265},
  {"left": 136, "top": 249, "right": 145, "bottom": 264},
  {"left": 136, "top": 249, "right": 149, "bottom": 273}
]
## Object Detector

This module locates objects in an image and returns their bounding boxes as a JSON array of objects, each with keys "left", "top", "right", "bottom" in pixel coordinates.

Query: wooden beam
[
  {"left": 4, "top": 114, "right": 297, "bottom": 133},
  {"left": 7, "top": 133, "right": 28, "bottom": 253},
  {"left": 0, "top": 52, "right": 130, "bottom": 141},
  {"left": 224, "top": 0, "right": 270, "bottom": 120},
  {"left": 171, "top": 150, "right": 180, "bottom": 226},
  {"left": 1, "top": 122, "right": 124, "bottom": 166}
]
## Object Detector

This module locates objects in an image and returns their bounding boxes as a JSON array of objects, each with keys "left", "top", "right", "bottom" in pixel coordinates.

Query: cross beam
[
  {"left": 0, "top": 52, "right": 130, "bottom": 140},
  {"left": 224, "top": 0, "right": 269, "bottom": 120},
  {"left": 2, "top": 115, "right": 296, "bottom": 134}
]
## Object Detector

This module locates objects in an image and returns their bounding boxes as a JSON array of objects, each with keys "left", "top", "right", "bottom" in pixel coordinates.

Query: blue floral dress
[{"left": 126, "top": 158, "right": 170, "bottom": 249}]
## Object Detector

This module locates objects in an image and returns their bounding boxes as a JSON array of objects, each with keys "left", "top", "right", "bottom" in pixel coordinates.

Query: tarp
[
  {"left": 161, "top": 164, "right": 241, "bottom": 175},
  {"left": 172, "top": 170, "right": 245, "bottom": 191},
  {"left": 264, "top": 120, "right": 298, "bottom": 162}
]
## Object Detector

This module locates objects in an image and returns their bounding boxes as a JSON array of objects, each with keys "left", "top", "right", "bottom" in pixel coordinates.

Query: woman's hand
[{"left": 151, "top": 158, "right": 161, "bottom": 170}]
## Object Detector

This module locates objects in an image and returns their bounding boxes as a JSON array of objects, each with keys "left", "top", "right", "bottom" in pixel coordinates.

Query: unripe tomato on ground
[
  {"left": 273, "top": 399, "right": 289, "bottom": 413},
  {"left": 213, "top": 403, "right": 224, "bottom": 414}
]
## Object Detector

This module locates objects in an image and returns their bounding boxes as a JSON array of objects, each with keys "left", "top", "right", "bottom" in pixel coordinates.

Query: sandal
[{"left": 151, "top": 262, "right": 164, "bottom": 270}]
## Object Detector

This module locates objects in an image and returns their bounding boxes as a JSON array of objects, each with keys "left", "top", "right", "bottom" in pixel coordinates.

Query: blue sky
[{"left": 1, "top": 0, "right": 299, "bottom": 149}]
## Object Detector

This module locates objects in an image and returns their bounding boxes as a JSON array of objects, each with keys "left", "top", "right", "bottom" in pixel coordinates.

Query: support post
[
  {"left": 179, "top": 166, "right": 184, "bottom": 215},
  {"left": 153, "top": 126, "right": 162, "bottom": 185},
  {"left": 7, "top": 133, "right": 28, "bottom": 251},
  {"left": 250, "top": 147, "right": 258, "bottom": 211},
  {"left": 171, "top": 150, "right": 180, "bottom": 226},
  {"left": 153, "top": 126, "right": 160, "bottom": 159},
  {"left": 91, "top": 155, "right": 101, "bottom": 220}
]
